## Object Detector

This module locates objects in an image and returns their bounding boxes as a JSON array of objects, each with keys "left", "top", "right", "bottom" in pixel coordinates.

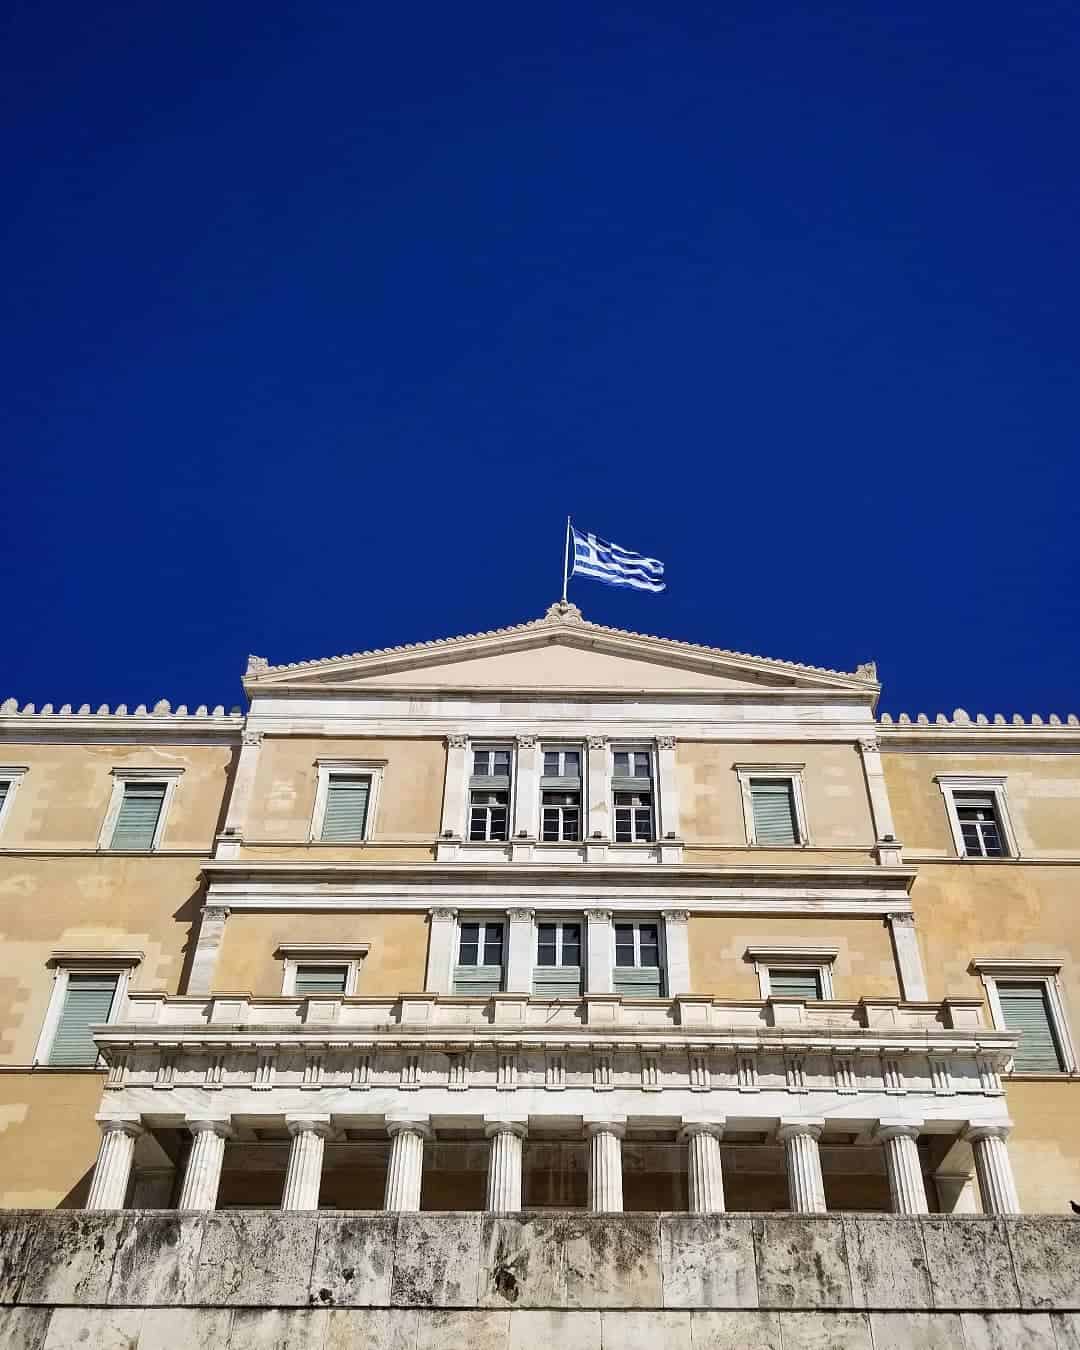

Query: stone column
[
  {"left": 281, "top": 1115, "right": 334, "bottom": 1211},
  {"left": 439, "top": 735, "right": 470, "bottom": 840},
  {"left": 424, "top": 907, "right": 458, "bottom": 993},
  {"left": 187, "top": 905, "right": 231, "bottom": 997},
  {"left": 86, "top": 1116, "right": 142, "bottom": 1211},
  {"left": 655, "top": 736, "right": 681, "bottom": 840},
  {"left": 586, "top": 737, "right": 610, "bottom": 841},
  {"left": 875, "top": 1120, "right": 928, "bottom": 1215},
  {"left": 177, "top": 1117, "right": 232, "bottom": 1211},
  {"left": 485, "top": 1119, "right": 527, "bottom": 1211},
  {"left": 505, "top": 908, "right": 536, "bottom": 994},
  {"left": 585, "top": 909, "right": 614, "bottom": 994},
  {"left": 586, "top": 1119, "right": 625, "bottom": 1213},
  {"left": 778, "top": 1118, "right": 827, "bottom": 1214},
  {"left": 965, "top": 1124, "right": 1021, "bottom": 1214},
  {"left": 681, "top": 1121, "right": 726, "bottom": 1213},
  {"left": 513, "top": 736, "right": 542, "bottom": 840},
  {"left": 887, "top": 913, "right": 929, "bottom": 1002},
  {"left": 662, "top": 910, "right": 692, "bottom": 996},
  {"left": 218, "top": 728, "right": 264, "bottom": 846},
  {"left": 385, "top": 1117, "right": 432, "bottom": 1212},
  {"left": 857, "top": 736, "right": 899, "bottom": 845}
]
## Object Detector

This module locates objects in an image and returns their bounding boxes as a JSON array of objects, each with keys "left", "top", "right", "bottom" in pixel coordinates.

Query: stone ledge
[{"left": 1, "top": 1212, "right": 1078, "bottom": 1316}]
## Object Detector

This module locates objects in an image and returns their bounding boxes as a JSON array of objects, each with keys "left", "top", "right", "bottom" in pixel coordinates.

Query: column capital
[
  {"left": 889, "top": 912, "right": 916, "bottom": 928},
  {"left": 185, "top": 1115, "right": 233, "bottom": 1138},
  {"left": 201, "top": 904, "right": 230, "bottom": 922},
  {"left": 585, "top": 908, "right": 613, "bottom": 923},
  {"left": 484, "top": 1117, "right": 528, "bottom": 1140},
  {"left": 387, "top": 1115, "right": 434, "bottom": 1141},
  {"left": 587, "top": 736, "right": 608, "bottom": 750},
  {"left": 516, "top": 734, "right": 537, "bottom": 749},
  {"left": 777, "top": 1117, "right": 825, "bottom": 1143},
  {"left": 662, "top": 909, "right": 691, "bottom": 924},
  {"left": 285, "top": 1113, "right": 335, "bottom": 1139},
  {"left": 875, "top": 1118, "right": 924, "bottom": 1142},
  {"left": 963, "top": 1121, "right": 1013, "bottom": 1144},
  {"left": 506, "top": 908, "right": 535, "bottom": 922},
  {"left": 657, "top": 736, "right": 677, "bottom": 751},
  {"left": 679, "top": 1119, "right": 725, "bottom": 1141},
  {"left": 857, "top": 736, "right": 881, "bottom": 755},
  {"left": 584, "top": 1116, "right": 626, "bottom": 1139},
  {"left": 429, "top": 907, "right": 458, "bottom": 921},
  {"left": 447, "top": 734, "right": 469, "bottom": 749},
  {"left": 95, "top": 1114, "right": 143, "bottom": 1138}
]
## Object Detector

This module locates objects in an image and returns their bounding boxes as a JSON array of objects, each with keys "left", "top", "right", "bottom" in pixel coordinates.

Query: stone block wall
[{"left": 1, "top": 1211, "right": 1078, "bottom": 1348}]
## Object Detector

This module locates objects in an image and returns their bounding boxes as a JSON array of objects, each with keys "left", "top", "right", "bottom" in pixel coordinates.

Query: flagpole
[{"left": 561, "top": 516, "right": 571, "bottom": 603}]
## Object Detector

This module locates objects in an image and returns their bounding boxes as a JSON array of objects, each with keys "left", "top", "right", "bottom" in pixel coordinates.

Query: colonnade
[{"left": 85, "top": 1114, "right": 1021, "bottom": 1217}]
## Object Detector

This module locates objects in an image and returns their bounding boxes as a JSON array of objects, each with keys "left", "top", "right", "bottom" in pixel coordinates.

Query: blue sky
[{"left": 2, "top": 2, "right": 1077, "bottom": 716}]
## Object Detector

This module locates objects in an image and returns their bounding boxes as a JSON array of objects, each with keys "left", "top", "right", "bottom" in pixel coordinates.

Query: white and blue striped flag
[{"left": 570, "top": 525, "right": 666, "bottom": 593}]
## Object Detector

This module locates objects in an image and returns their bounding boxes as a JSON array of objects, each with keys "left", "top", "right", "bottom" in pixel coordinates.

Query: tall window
[
  {"left": 750, "top": 779, "right": 800, "bottom": 846},
  {"left": 613, "top": 920, "right": 664, "bottom": 996},
  {"left": 613, "top": 749, "right": 654, "bottom": 843},
  {"left": 534, "top": 921, "right": 583, "bottom": 996},
  {"left": 541, "top": 746, "right": 582, "bottom": 842},
  {"left": 320, "top": 774, "right": 372, "bottom": 840},
  {"left": 453, "top": 919, "right": 505, "bottom": 993},
  {"left": 469, "top": 747, "right": 512, "bottom": 842},
  {"left": 109, "top": 781, "right": 167, "bottom": 850},
  {"left": 954, "top": 793, "right": 1006, "bottom": 858},
  {"left": 996, "top": 983, "right": 1064, "bottom": 1072},
  {"left": 49, "top": 973, "right": 119, "bottom": 1066}
]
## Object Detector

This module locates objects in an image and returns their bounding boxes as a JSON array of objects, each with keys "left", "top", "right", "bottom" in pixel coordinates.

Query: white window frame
[
  {"left": 33, "top": 951, "right": 143, "bottom": 1066},
  {"left": 468, "top": 743, "right": 514, "bottom": 843},
  {"left": 612, "top": 748, "right": 652, "bottom": 780},
  {"left": 0, "top": 766, "right": 28, "bottom": 838},
  {"left": 971, "top": 957, "right": 1076, "bottom": 1073},
  {"left": 612, "top": 918, "right": 664, "bottom": 972},
  {"left": 935, "top": 776, "right": 1019, "bottom": 860},
  {"left": 456, "top": 917, "right": 507, "bottom": 967},
  {"left": 735, "top": 764, "right": 810, "bottom": 847},
  {"left": 611, "top": 743, "right": 656, "bottom": 844},
  {"left": 98, "top": 767, "right": 184, "bottom": 852},
  {"left": 535, "top": 917, "right": 584, "bottom": 968},
  {"left": 309, "top": 759, "right": 386, "bottom": 842},
  {"left": 471, "top": 745, "right": 514, "bottom": 779},
  {"left": 277, "top": 944, "right": 370, "bottom": 995},
  {"left": 746, "top": 945, "right": 838, "bottom": 999},
  {"left": 542, "top": 746, "right": 583, "bottom": 779}
]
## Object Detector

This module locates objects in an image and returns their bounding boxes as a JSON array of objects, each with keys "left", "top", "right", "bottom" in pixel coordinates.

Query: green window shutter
[
  {"left": 769, "top": 968, "right": 822, "bottom": 999},
  {"left": 751, "top": 780, "right": 798, "bottom": 845},
  {"left": 613, "top": 967, "right": 664, "bottom": 998},
  {"left": 49, "top": 973, "right": 118, "bottom": 1065},
  {"left": 453, "top": 965, "right": 504, "bottom": 995},
  {"left": 294, "top": 965, "right": 348, "bottom": 995},
  {"left": 533, "top": 966, "right": 583, "bottom": 997},
  {"left": 998, "top": 983, "right": 1063, "bottom": 1072},
  {"left": 321, "top": 775, "right": 371, "bottom": 840},
  {"left": 110, "top": 782, "right": 166, "bottom": 850}
]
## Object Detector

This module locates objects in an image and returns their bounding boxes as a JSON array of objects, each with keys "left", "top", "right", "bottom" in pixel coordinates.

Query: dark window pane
[
  {"left": 459, "top": 942, "right": 479, "bottom": 964},
  {"left": 563, "top": 751, "right": 580, "bottom": 775},
  {"left": 564, "top": 808, "right": 580, "bottom": 840},
  {"left": 614, "top": 925, "right": 635, "bottom": 967},
  {"left": 490, "top": 808, "right": 508, "bottom": 840},
  {"left": 614, "top": 752, "right": 629, "bottom": 775},
  {"left": 543, "top": 752, "right": 559, "bottom": 775},
  {"left": 484, "top": 927, "right": 504, "bottom": 964},
  {"left": 562, "top": 925, "right": 581, "bottom": 964},
  {"left": 493, "top": 751, "right": 511, "bottom": 774}
]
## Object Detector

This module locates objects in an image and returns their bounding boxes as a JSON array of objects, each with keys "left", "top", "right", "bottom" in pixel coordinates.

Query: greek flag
[{"left": 571, "top": 526, "right": 666, "bottom": 593}]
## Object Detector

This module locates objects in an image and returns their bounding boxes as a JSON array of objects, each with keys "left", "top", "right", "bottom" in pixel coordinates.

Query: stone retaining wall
[{"left": 1, "top": 1211, "right": 1078, "bottom": 1348}]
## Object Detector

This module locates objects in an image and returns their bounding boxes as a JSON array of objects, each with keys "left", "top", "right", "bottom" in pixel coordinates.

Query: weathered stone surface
[
  {"left": 137, "top": 1307, "right": 233, "bottom": 1349},
  {"left": 227, "top": 1308, "right": 328, "bottom": 1350},
  {"left": 1050, "top": 1313, "right": 1080, "bottom": 1350},
  {"left": 755, "top": 1217, "right": 853, "bottom": 1308},
  {"left": 868, "top": 1312, "right": 965, "bottom": 1350},
  {"left": 41, "top": 1307, "right": 142, "bottom": 1350},
  {"left": 689, "top": 1310, "right": 782, "bottom": 1350},
  {"left": 195, "top": 1213, "right": 318, "bottom": 1307},
  {"left": 391, "top": 1213, "right": 481, "bottom": 1308},
  {"left": 324, "top": 1309, "right": 419, "bottom": 1350},
  {"left": 415, "top": 1309, "right": 511, "bottom": 1350},
  {"left": 20, "top": 1213, "right": 127, "bottom": 1306},
  {"left": 598, "top": 1310, "right": 690, "bottom": 1350},
  {"left": 311, "top": 1215, "right": 398, "bottom": 1308},
  {"left": 959, "top": 1312, "right": 1057, "bottom": 1349},
  {"left": 507, "top": 1309, "right": 601, "bottom": 1350},
  {"left": 779, "top": 1310, "right": 872, "bottom": 1349},
  {"left": 921, "top": 1220, "right": 1019, "bottom": 1310},
  {"left": 107, "top": 1213, "right": 204, "bottom": 1306},
  {"left": 0, "top": 1213, "right": 39, "bottom": 1304},
  {"left": 843, "top": 1217, "right": 930, "bottom": 1309},
  {"left": 562, "top": 1215, "right": 661, "bottom": 1308},
  {"left": 1006, "top": 1218, "right": 1080, "bottom": 1309},
  {"left": 659, "top": 1215, "right": 757, "bottom": 1309},
  {"left": 480, "top": 1215, "right": 566, "bottom": 1309},
  {"left": 0, "top": 1306, "right": 52, "bottom": 1350}
]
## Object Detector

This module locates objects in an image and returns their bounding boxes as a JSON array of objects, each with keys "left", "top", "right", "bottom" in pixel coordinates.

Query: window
[
  {"left": 735, "top": 765, "right": 809, "bottom": 847},
  {"left": 746, "top": 946, "right": 837, "bottom": 999},
  {"left": 0, "top": 767, "right": 27, "bottom": 837},
  {"left": 973, "top": 959, "right": 1076, "bottom": 1074},
  {"left": 311, "top": 760, "right": 385, "bottom": 842},
  {"left": 469, "top": 746, "right": 512, "bottom": 842},
  {"left": 33, "top": 952, "right": 141, "bottom": 1067},
  {"left": 613, "top": 921, "right": 664, "bottom": 997},
  {"left": 277, "top": 944, "right": 368, "bottom": 995},
  {"left": 534, "top": 921, "right": 583, "bottom": 996},
  {"left": 769, "top": 968, "right": 823, "bottom": 999},
  {"left": 613, "top": 750, "right": 651, "bottom": 778},
  {"left": 936, "top": 777, "right": 1018, "bottom": 860},
  {"left": 294, "top": 965, "right": 349, "bottom": 995},
  {"left": 541, "top": 745, "right": 583, "bottom": 842},
  {"left": 453, "top": 920, "right": 505, "bottom": 993},
  {"left": 613, "top": 748, "right": 654, "bottom": 843},
  {"left": 99, "top": 769, "right": 182, "bottom": 852}
]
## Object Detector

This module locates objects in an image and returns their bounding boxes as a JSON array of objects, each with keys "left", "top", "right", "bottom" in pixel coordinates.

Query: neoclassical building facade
[{"left": 1, "top": 602, "right": 1078, "bottom": 1219}]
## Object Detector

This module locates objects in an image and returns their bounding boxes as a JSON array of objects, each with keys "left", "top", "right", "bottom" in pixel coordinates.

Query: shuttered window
[
  {"left": 534, "top": 922, "right": 583, "bottom": 996},
  {"left": 613, "top": 922, "right": 664, "bottom": 997},
  {"left": 997, "top": 983, "right": 1064, "bottom": 1072},
  {"left": 769, "top": 968, "right": 823, "bottom": 999},
  {"left": 321, "top": 774, "right": 371, "bottom": 840},
  {"left": 49, "top": 973, "right": 118, "bottom": 1065},
  {"left": 750, "top": 779, "right": 799, "bottom": 846},
  {"left": 454, "top": 921, "right": 505, "bottom": 994},
  {"left": 110, "top": 781, "right": 166, "bottom": 850},
  {"left": 294, "top": 965, "right": 348, "bottom": 995}
]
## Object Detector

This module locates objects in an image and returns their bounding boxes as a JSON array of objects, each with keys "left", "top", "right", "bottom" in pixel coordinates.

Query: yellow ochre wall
[
  {"left": 244, "top": 737, "right": 446, "bottom": 843},
  {"left": 213, "top": 911, "right": 430, "bottom": 996},
  {"left": 0, "top": 1072, "right": 106, "bottom": 1208},
  {"left": 689, "top": 914, "right": 900, "bottom": 1000},
  {"left": 677, "top": 741, "right": 876, "bottom": 847}
]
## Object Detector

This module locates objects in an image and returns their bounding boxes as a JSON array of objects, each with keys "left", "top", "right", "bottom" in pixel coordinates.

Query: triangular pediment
[{"left": 246, "top": 604, "right": 878, "bottom": 700}]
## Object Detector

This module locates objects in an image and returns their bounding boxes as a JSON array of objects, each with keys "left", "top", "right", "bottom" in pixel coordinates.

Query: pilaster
[
  {"left": 585, "top": 909, "right": 614, "bottom": 994},
  {"left": 662, "top": 910, "right": 692, "bottom": 996},
  {"left": 505, "top": 908, "right": 536, "bottom": 994},
  {"left": 586, "top": 736, "right": 610, "bottom": 841},
  {"left": 513, "top": 736, "right": 542, "bottom": 841},
  {"left": 888, "top": 914, "right": 929, "bottom": 1002},
  {"left": 425, "top": 908, "right": 458, "bottom": 993}
]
